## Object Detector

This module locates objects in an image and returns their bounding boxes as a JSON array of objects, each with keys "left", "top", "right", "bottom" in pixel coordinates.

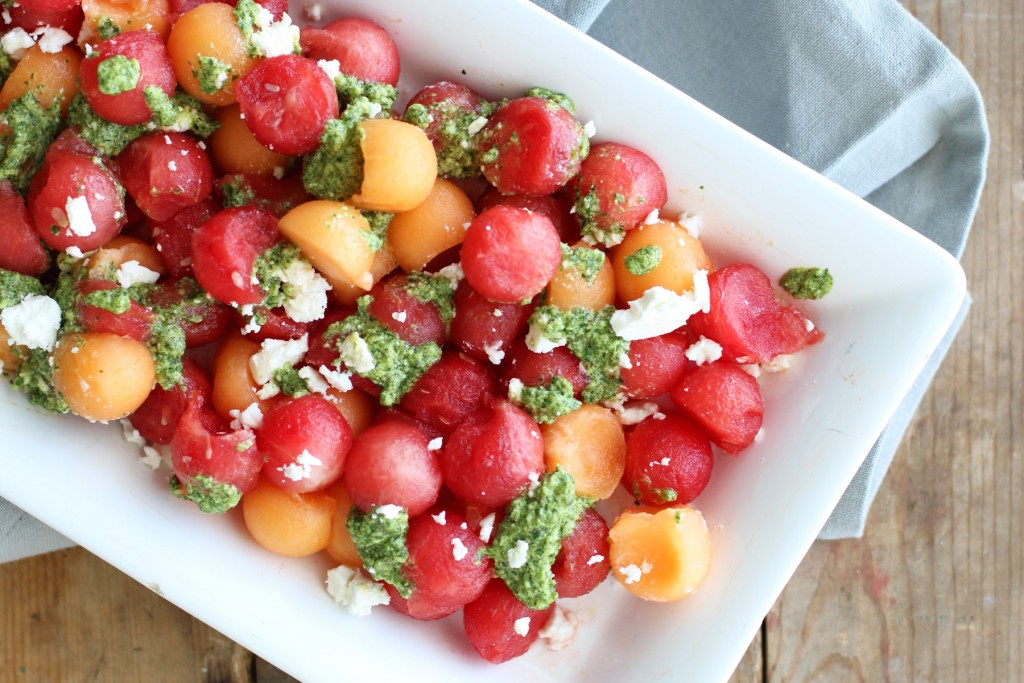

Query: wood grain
[{"left": 1, "top": 2, "right": 1018, "bottom": 682}]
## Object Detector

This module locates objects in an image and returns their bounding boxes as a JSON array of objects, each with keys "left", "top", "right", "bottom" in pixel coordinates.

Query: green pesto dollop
[
  {"left": 0, "top": 269, "right": 45, "bottom": 310},
  {"left": 192, "top": 54, "right": 232, "bottom": 95},
  {"left": 96, "top": 16, "right": 121, "bottom": 40},
  {"left": 252, "top": 242, "right": 302, "bottom": 309},
  {"left": 524, "top": 86, "right": 575, "bottom": 115},
  {"left": 0, "top": 93, "right": 63, "bottom": 193},
  {"left": 574, "top": 185, "right": 624, "bottom": 248},
  {"left": 97, "top": 55, "right": 141, "bottom": 96},
  {"left": 485, "top": 468, "right": 593, "bottom": 610},
  {"left": 403, "top": 98, "right": 498, "bottom": 179},
  {"left": 81, "top": 287, "right": 131, "bottom": 314},
  {"left": 326, "top": 296, "right": 442, "bottom": 406},
  {"left": 333, "top": 72, "right": 397, "bottom": 113},
  {"left": 0, "top": 45, "right": 14, "bottom": 89},
  {"left": 219, "top": 174, "right": 257, "bottom": 208},
  {"left": 10, "top": 347, "right": 69, "bottom": 414},
  {"left": 624, "top": 244, "right": 662, "bottom": 276},
  {"left": 51, "top": 271, "right": 84, "bottom": 335},
  {"left": 170, "top": 474, "right": 242, "bottom": 514},
  {"left": 347, "top": 505, "right": 413, "bottom": 598},
  {"left": 654, "top": 487, "right": 678, "bottom": 502},
  {"left": 148, "top": 316, "right": 186, "bottom": 390},
  {"left": 359, "top": 210, "right": 392, "bottom": 253},
  {"left": 302, "top": 99, "right": 375, "bottom": 201},
  {"left": 68, "top": 94, "right": 149, "bottom": 157},
  {"left": 559, "top": 243, "right": 605, "bottom": 283},
  {"left": 779, "top": 267, "right": 834, "bottom": 300},
  {"left": 144, "top": 86, "right": 220, "bottom": 138},
  {"left": 404, "top": 271, "right": 456, "bottom": 326},
  {"left": 515, "top": 376, "right": 582, "bottom": 425},
  {"left": 528, "top": 305, "right": 629, "bottom": 403},
  {"left": 273, "top": 365, "right": 310, "bottom": 397},
  {"left": 232, "top": 0, "right": 262, "bottom": 44}
]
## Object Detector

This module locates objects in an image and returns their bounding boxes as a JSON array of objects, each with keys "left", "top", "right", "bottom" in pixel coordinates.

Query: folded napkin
[{"left": 0, "top": 0, "right": 987, "bottom": 563}]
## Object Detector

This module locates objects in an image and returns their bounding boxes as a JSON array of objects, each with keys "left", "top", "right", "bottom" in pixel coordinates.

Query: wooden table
[{"left": 2, "top": 2, "right": 1019, "bottom": 681}]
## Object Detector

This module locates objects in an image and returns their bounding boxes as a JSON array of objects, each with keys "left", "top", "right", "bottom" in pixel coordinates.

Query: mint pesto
[
  {"left": 779, "top": 267, "right": 834, "bottom": 300},
  {"left": 68, "top": 94, "right": 149, "bottom": 157},
  {"left": 514, "top": 376, "right": 581, "bottom": 425},
  {"left": 10, "top": 347, "right": 68, "bottom": 414},
  {"left": 326, "top": 296, "right": 442, "bottom": 406},
  {"left": 273, "top": 365, "right": 309, "bottom": 397},
  {"left": 528, "top": 305, "right": 629, "bottom": 403},
  {"left": 524, "top": 86, "right": 575, "bottom": 115},
  {"left": 252, "top": 242, "right": 302, "bottom": 310},
  {"left": 574, "top": 185, "right": 624, "bottom": 247},
  {"left": 333, "top": 72, "right": 397, "bottom": 113},
  {"left": 0, "top": 93, "right": 63, "bottom": 193},
  {"left": 624, "top": 244, "right": 662, "bottom": 276},
  {"left": 359, "top": 210, "right": 392, "bottom": 253},
  {"left": 220, "top": 175, "right": 257, "bottom": 208},
  {"left": 96, "top": 16, "right": 121, "bottom": 40},
  {"left": 97, "top": 55, "right": 141, "bottom": 96},
  {"left": 192, "top": 54, "right": 232, "bottom": 95},
  {"left": 403, "top": 98, "right": 498, "bottom": 179},
  {"left": 485, "top": 468, "right": 593, "bottom": 609},
  {"left": 302, "top": 98, "right": 377, "bottom": 201},
  {"left": 143, "top": 86, "right": 220, "bottom": 138},
  {"left": 0, "top": 269, "right": 45, "bottom": 310},
  {"left": 559, "top": 243, "right": 604, "bottom": 283},
  {"left": 404, "top": 271, "right": 456, "bottom": 326},
  {"left": 170, "top": 474, "right": 242, "bottom": 514},
  {"left": 347, "top": 505, "right": 413, "bottom": 598}
]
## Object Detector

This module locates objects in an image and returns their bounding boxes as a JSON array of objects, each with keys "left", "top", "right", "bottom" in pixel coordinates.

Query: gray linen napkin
[{"left": 0, "top": 0, "right": 988, "bottom": 562}]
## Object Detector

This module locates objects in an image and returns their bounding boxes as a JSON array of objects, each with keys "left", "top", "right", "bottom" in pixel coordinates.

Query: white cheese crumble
[
  {"left": 606, "top": 398, "right": 663, "bottom": 426},
  {"left": 761, "top": 354, "right": 793, "bottom": 373},
  {"left": 249, "top": 10, "right": 300, "bottom": 59},
  {"left": 435, "top": 262, "right": 464, "bottom": 288},
  {"left": 391, "top": 310, "right": 407, "bottom": 323},
  {"left": 619, "top": 564, "right": 643, "bottom": 584},
  {"left": 492, "top": 308, "right": 503, "bottom": 317},
  {"left": 325, "top": 565, "right": 390, "bottom": 617},
  {"left": 304, "top": 3, "right": 322, "bottom": 21},
  {"left": 586, "top": 554, "right": 606, "bottom": 566},
  {"left": 1, "top": 27, "right": 34, "bottom": 60},
  {"left": 272, "top": 165, "right": 286, "bottom": 179},
  {"left": 279, "top": 259, "right": 331, "bottom": 323},
  {"left": 482, "top": 340, "right": 505, "bottom": 365},
  {"left": 316, "top": 57, "right": 340, "bottom": 80},
  {"left": 466, "top": 116, "right": 488, "bottom": 136},
  {"left": 249, "top": 334, "right": 309, "bottom": 386},
  {"left": 583, "top": 120, "right": 596, "bottom": 138},
  {"left": 319, "top": 365, "right": 353, "bottom": 392},
  {"left": 618, "top": 352, "right": 633, "bottom": 369},
  {"left": 678, "top": 212, "right": 702, "bottom": 239},
  {"left": 684, "top": 336, "right": 723, "bottom": 365},
  {"left": 507, "top": 378, "right": 524, "bottom": 403},
  {"left": 427, "top": 437, "right": 443, "bottom": 451},
  {"left": 525, "top": 323, "right": 565, "bottom": 353},
  {"left": 229, "top": 402, "right": 264, "bottom": 430},
  {"left": 539, "top": 606, "right": 578, "bottom": 651},
  {"left": 1, "top": 295, "right": 60, "bottom": 351},
  {"left": 643, "top": 209, "right": 661, "bottom": 225},
  {"left": 65, "top": 195, "right": 97, "bottom": 237},
  {"left": 34, "top": 26, "right": 72, "bottom": 53},
  {"left": 279, "top": 449, "right": 323, "bottom": 481},
  {"left": 451, "top": 537, "right": 468, "bottom": 561},
  {"left": 431, "top": 510, "right": 447, "bottom": 525},
  {"left": 297, "top": 365, "right": 330, "bottom": 395},
  {"left": 167, "top": 160, "right": 177, "bottom": 172},
  {"left": 805, "top": 318, "right": 816, "bottom": 332},
  {"left": 507, "top": 540, "right": 529, "bottom": 569},
  {"left": 338, "top": 332, "right": 375, "bottom": 373},
  {"left": 609, "top": 271, "right": 710, "bottom": 341},
  {"left": 65, "top": 246, "right": 84, "bottom": 259},
  {"left": 116, "top": 260, "right": 161, "bottom": 287},
  {"left": 471, "top": 515, "right": 493, "bottom": 545},
  {"left": 740, "top": 363, "right": 762, "bottom": 378},
  {"left": 375, "top": 504, "right": 404, "bottom": 520},
  {"left": 140, "top": 445, "right": 163, "bottom": 470},
  {"left": 513, "top": 616, "right": 531, "bottom": 637}
]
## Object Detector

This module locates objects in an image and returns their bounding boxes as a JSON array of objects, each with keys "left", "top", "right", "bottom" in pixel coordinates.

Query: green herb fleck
[
  {"left": 333, "top": 72, "right": 397, "bottom": 113},
  {"left": 524, "top": 87, "right": 575, "bottom": 115},
  {"left": 624, "top": 244, "right": 662, "bottom": 276},
  {"left": 97, "top": 55, "right": 140, "bottom": 96},
  {"left": 514, "top": 376, "right": 582, "bottom": 425},
  {"left": 359, "top": 210, "right": 392, "bottom": 252},
  {"left": 96, "top": 16, "right": 122, "bottom": 40},
  {"left": 273, "top": 365, "right": 309, "bottom": 397},
  {"left": 252, "top": 242, "right": 302, "bottom": 309},
  {"left": 68, "top": 94, "right": 149, "bottom": 157},
  {"left": 347, "top": 505, "right": 413, "bottom": 598},
  {"left": 0, "top": 93, "right": 63, "bottom": 193},
  {"left": 0, "top": 269, "right": 45, "bottom": 310},
  {"left": 574, "top": 185, "right": 625, "bottom": 248},
  {"left": 403, "top": 102, "right": 431, "bottom": 129},
  {"left": 192, "top": 54, "right": 232, "bottom": 95},
  {"left": 404, "top": 271, "right": 456, "bottom": 326},
  {"left": 326, "top": 296, "right": 442, "bottom": 406},
  {"left": 479, "top": 146, "right": 499, "bottom": 165},
  {"left": 559, "top": 243, "right": 604, "bottom": 283},
  {"left": 232, "top": 0, "right": 261, "bottom": 42},
  {"left": 82, "top": 287, "right": 131, "bottom": 314},
  {"left": 302, "top": 99, "right": 375, "bottom": 201},
  {"left": 528, "top": 305, "right": 629, "bottom": 403},
  {"left": 144, "top": 86, "right": 220, "bottom": 138},
  {"left": 486, "top": 468, "right": 593, "bottom": 609},
  {"left": 654, "top": 487, "right": 678, "bottom": 502},
  {"left": 219, "top": 175, "right": 257, "bottom": 208},
  {"left": 170, "top": 474, "right": 242, "bottom": 514},
  {"left": 51, "top": 271, "right": 84, "bottom": 335},
  {"left": 779, "top": 267, "right": 833, "bottom": 300},
  {"left": 10, "top": 347, "right": 68, "bottom": 414}
]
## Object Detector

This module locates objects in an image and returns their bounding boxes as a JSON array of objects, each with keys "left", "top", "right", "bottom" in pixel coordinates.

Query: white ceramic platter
[{"left": 0, "top": 0, "right": 965, "bottom": 681}]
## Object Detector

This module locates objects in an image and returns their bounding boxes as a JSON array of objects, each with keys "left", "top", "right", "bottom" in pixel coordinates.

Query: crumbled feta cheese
[
  {"left": 427, "top": 437, "right": 443, "bottom": 451},
  {"left": 513, "top": 616, "right": 531, "bottom": 637},
  {"left": 507, "top": 378, "right": 524, "bottom": 403},
  {"left": 525, "top": 323, "right": 565, "bottom": 353},
  {"left": 740, "top": 363, "right": 762, "bottom": 378},
  {"left": 507, "top": 540, "right": 529, "bottom": 569},
  {"left": 583, "top": 120, "right": 596, "bottom": 138},
  {"left": 319, "top": 365, "right": 353, "bottom": 392},
  {"left": 492, "top": 309, "right": 503, "bottom": 317},
  {"left": 451, "top": 537, "right": 468, "bottom": 561},
  {"left": 606, "top": 399, "right": 662, "bottom": 426},
  {"left": 482, "top": 340, "right": 505, "bottom": 365},
  {"left": 1, "top": 295, "right": 60, "bottom": 351},
  {"left": 249, "top": 334, "right": 309, "bottom": 385},
  {"left": 586, "top": 554, "right": 604, "bottom": 565},
  {"left": 297, "top": 365, "right": 330, "bottom": 395},
  {"left": 65, "top": 195, "right": 96, "bottom": 237},
  {"left": 34, "top": 26, "right": 72, "bottom": 53},
  {"left": 250, "top": 11, "right": 300, "bottom": 58},
  {"left": 805, "top": 318, "right": 816, "bottom": 332},
  {"left": 478, "top": 512, "right": 496, "bottom": 543},
  {"left": 684, "top": 336, "right": 723, "bottom": 365},
  {"left": 643, "top": 209, "right": 661, "bottom": 225},
  {"left": 121, "top": 420, "right": 147, "bottom": 447},
  {"left": 539, "top": 606, "right": 578, "bottom": 650},
  {"left": 678, "top": 212, "right": 702, "bottom": 239},
  {"left": 229, "top": 402, "right": 264, "bottom": 430},
  {"left": 609, "top": 272, "right": 710, "bottom": 340},
  {"left": 140, "top": 445, "right": 163, "bottom": 470},
  {"left": 116, "top": 260, "right": 161, "bottom": 287},
  {"left": 65, "top": 246, "right": 84, "bottom": 259},
  {"left": 761, "top": 354, "right": 793, "bottom": 373},
  {"left": 435, "top": 262, "right": 464, "bottom": 288},
  {"left": 167, "top": 160, "right": 178, "bottom": 172},
  {"left": 527, "top": 471, "right": 540, "bottom": 492},
  {"left": 431, "top": 510, "right": 447, "bottom": 525},
  {"left": 391, "top": 310, "right": 407, "bottom": 323},
  {"left": 272, "top": 165, "right": 286, "bottom": 180},
  {"left": 304, "top": 3, "right": 322, "bottom": 21},
  {"left": 375, "top": 504, "right": 403, "bottom": 520},
  {"left": 619, "top": 564, "right": 643, "bottom": 584},
  {"left": 466, "top": 116, "right": 488, "bottom": 136},
  {"left": 1, "top": 10, "right": 11, "bottom": 24},
  {"left": 618, "top": 352, "right": 633, "bottom": 369},
  {"left": 279, "top": 259, "right": 331, "bottom": 323},
  {"left": 279, "top": 449, "right": 323, "bottom": 481},
  {"left": 367, "top": 102, "right": 383, "bottom": 119},
  {"left": 325, "top": 565, "right": 390, "bottom": 617},
  {"left": 338, "top": 333, "right": 375, "bottom": 373},
  {"left": 1, "top": 27, "right": 34, "bottom": 60},
  {"left": 256, "top": 382, "right": 281, "bottom": 400}
]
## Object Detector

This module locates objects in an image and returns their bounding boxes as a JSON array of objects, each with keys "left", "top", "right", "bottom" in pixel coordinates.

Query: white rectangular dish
[{"left": 0, "top": 0, "right": 966, "bottom": 681}]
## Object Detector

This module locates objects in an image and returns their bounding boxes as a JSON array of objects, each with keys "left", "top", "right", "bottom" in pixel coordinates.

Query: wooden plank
[{"left": 765, "top": 0, "right": 1024, "bottom": 681}]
